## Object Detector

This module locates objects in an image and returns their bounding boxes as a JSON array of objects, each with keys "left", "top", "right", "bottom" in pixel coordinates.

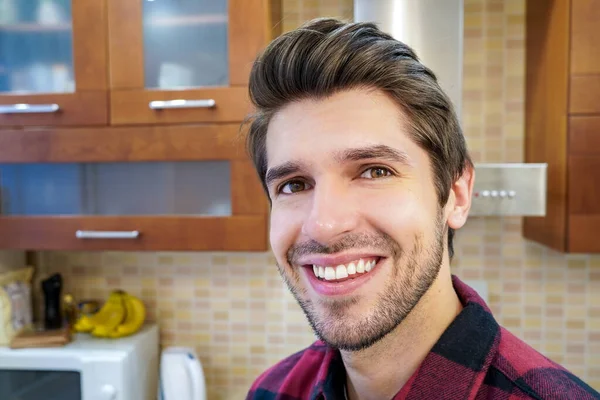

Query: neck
[{"left": 342, "top": 267, "right": 462, "bottom": 400}]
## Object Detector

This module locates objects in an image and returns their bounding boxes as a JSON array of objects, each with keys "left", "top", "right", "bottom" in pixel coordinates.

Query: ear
[{"left": 445, "top": 165, "right": 475, "bottom": 230}]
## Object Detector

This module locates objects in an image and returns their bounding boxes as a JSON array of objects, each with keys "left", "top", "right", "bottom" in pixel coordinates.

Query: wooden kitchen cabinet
[
  {"left": 0, "top": 0, "right": 280, "bottom": 251},
  {"left": 0, "top": 1, "right": 108, "bottom": 127},
  {"left": 570, "top": 0, "right": 600, "bottom": 75},
  {"left": 524, "top": 0, "right": 600, "bottom": 253},
  {"left": 107, "top": 0, "right": 268, "bottom": 125},
  {"left": 0, "top": 125, "right": 268, "bottom": 251}
]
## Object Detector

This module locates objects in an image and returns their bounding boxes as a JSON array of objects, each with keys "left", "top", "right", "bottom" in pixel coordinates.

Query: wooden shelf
[
  {"left": 145, "top": 14, "right": 227, "bottom": 28},
  {"left": 0, "top": 23, "right": 71, "bottom": 33}
]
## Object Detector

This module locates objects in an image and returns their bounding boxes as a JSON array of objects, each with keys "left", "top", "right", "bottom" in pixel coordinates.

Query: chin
[
  {"left": 314, "top": 315, "right": 400, "bottom": 352},
  {"left": 298, "top": 290, "right": 410, "bottom": 352}
]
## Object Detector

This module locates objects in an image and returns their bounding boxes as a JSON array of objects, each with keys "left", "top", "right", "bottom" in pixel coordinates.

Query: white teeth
[
  {"left": 311, "top": 259, "right": 378, "bottom": 280},
  {"left": 335, "top": 265, "right": 348, "bottom": 279},
  {"left": 356, "top": 259, "right": 365, "bottom": 273},
  {"left": 324, "top": 266, "right": 336, "bottom": 280},
  {"left": 347, "top": 262, "right": 356, "bottom": 275}
]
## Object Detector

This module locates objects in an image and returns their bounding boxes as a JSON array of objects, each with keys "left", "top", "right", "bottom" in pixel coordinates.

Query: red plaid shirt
[{"left": 247, "top": 276, "right": 600, "bottom": 399}]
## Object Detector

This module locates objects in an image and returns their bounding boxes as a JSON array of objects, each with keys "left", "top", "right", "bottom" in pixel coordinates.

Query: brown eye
[
  {"left": 280, "top": 180, "right": 310, "bottom": 194},
  {"left": 361, "top": 167, "right": 392, "bottom": 179}
]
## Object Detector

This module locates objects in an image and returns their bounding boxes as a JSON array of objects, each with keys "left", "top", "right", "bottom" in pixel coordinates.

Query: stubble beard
[{"left": 278, "top": 212, "right": 446, "bottom": 352}]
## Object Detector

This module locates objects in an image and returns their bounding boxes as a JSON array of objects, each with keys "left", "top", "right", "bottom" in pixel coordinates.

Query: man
[{"left": 243, "top": 18, "right": 600, "bottom": 400}]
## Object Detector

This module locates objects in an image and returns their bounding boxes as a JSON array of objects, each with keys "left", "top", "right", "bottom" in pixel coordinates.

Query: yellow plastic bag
[{"left": 0, "top": 267, "right": 33, "bottom": 346}]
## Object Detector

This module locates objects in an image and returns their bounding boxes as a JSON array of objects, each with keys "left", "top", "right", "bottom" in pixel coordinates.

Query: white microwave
[{"left": 0, "top": 324, "right": 159, "bottom": 400}]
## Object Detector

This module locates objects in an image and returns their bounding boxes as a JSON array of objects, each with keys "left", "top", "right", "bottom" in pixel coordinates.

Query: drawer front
[
  {"left": 570, "top": 75, "right": 600, "bottom": 114},
  {"left": 569, "top": 116, "right": 600, "bottom": 154},
  {"left": 0, "top": 92, "right": 108, "bottom": 127},
  {"left": 110, "top": 87, "right": 252, "bottom": 125},
  {"left": 0, "top": 216, "right": 268, "bottom": 251}
]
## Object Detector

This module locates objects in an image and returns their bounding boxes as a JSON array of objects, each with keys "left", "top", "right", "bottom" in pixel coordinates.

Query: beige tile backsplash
[
  {"left": 0, "top": 251, "right": 26, "bottom": 273},
  {"left": 31, "top": 0, "right": 600, "bottom": 398}
]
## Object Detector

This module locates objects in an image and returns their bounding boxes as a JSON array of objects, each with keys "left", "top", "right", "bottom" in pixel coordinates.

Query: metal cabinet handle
[
  {"left": 0, "top": 103, "right": 60, "bottom": 114},
  {"left": 148, "top": 99, "right": 216, "bottom": 110},
  {"left": 75, "top": 230, "right": 140, "bottom": 239}
]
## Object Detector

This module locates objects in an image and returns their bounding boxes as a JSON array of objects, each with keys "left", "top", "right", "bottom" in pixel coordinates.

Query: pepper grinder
[{"left": 42, "top": 273, "right": 63, "bottom": 330}]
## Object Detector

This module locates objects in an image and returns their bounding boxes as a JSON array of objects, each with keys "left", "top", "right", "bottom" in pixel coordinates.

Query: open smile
[
  {"left": 310, "top": 257, "right": 381, "bottom": 283},
  {"left": 302, "top": 257, "right": 385, "bottom": 296}
]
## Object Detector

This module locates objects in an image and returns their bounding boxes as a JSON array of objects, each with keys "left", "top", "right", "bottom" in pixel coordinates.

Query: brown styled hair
[{"left": 244, "top": 18, "right": 472, "bottom": 258}]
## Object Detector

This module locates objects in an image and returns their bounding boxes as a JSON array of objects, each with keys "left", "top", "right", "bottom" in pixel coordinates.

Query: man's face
[{"left": 265, "top": 88, "right": 448, "bottom": 351}]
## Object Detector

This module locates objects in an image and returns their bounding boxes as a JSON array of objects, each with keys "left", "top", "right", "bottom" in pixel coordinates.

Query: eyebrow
[
  {"left": 337, "top": 145, "right": 413, "bottom": 166},
  {"left": 265, "top": 161, "right": 304, "bottom": 190},
  {"left": 264, "top": 144, "right": 413, "bottom": 189}
]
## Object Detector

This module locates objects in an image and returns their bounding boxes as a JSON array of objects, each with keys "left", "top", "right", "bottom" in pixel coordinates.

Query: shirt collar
[{"left": 312, "top": 275, "right": 501, "bottom": 400}]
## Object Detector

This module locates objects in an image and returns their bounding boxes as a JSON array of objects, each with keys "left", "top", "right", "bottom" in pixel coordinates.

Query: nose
[{"left": 301, "top": 180, "right": 359, "bottom": 246}]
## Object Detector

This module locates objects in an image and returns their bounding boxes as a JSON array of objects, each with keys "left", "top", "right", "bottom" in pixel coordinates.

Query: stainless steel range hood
[
  {"left": 354, "top": 0, "right": 464, "bottom": 118},
  {"left": 353, "top": 0, "right": 547, "bottom": 217}
]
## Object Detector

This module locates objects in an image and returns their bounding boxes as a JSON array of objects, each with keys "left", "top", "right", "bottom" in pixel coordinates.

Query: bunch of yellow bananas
[{"left": 73, "top": 290, "right": 146, "bottom": 338}]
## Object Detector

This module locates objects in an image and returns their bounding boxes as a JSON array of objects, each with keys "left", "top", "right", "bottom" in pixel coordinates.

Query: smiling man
[{"left": 244, "top": 18, "right": 600, "bottom": 400}]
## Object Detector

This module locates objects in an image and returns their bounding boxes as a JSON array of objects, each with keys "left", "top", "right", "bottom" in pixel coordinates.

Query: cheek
[
  {"left": 364, "top": 189, "right": 434, "bottom": 243},
  {"left": 269, "top": 206, "right": 304, "bottom": 263}
]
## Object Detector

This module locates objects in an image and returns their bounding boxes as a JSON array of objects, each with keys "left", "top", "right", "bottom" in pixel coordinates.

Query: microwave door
[{"left": 0, "top": 370, "right": 81, "bottom": 400}]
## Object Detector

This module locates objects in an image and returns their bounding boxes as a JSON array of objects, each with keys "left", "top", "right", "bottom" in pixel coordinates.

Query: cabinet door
[
  {"left": 108, "top": 0, "right": 272, "bottom": 125},
  {"left": 0, "top": 1, "right": 108, "bottom": 127},
  {"left": 571, "top": 0, "right": 600, "bottom": 75},
  {"left": 0, "top": 125, "right": 268, "bottom": 251},
  {"left": 568, "top": 155, "right": 600, "bottom": 253},
  {"left": 570, "top": 1, "right": 600, "bottom": 114},
  {"left": 567, "top": 116, "right": 600, "bottom": 253},
  {"left": 570, "top": 75, "right": 600, "bottom": 114}
]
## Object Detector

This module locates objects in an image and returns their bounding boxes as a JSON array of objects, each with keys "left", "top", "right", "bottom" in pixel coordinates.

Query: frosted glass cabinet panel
[
  {"left": 0, "top": 0, "right": 75, "bottom": 93},
  {"left": 0, "top": 161, "right": 231, "bottom": 216},
  {"left": 143, "top": 0, "right": 228, "bottom": 89},
  {"left": 108, "top": 0, "right": 274, "bottom": 125}
]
